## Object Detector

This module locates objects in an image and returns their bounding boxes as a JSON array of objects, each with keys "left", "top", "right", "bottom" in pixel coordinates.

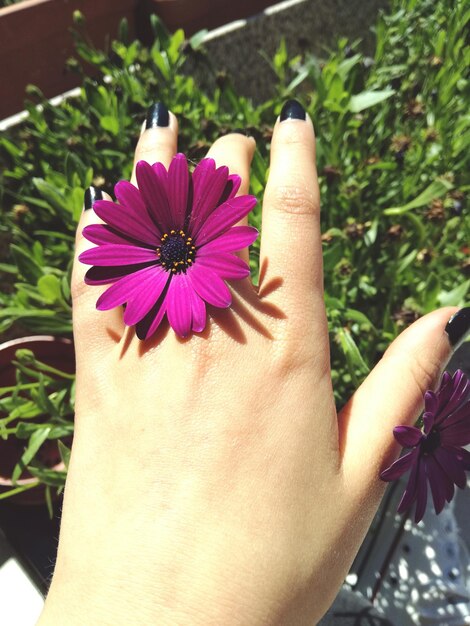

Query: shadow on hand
[{"left": 114, "top": 257, "right": 285, "bottom": 356}]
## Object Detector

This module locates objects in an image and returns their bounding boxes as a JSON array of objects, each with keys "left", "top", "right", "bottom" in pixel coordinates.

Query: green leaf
[
  {"left": 336, "top": 327, "right": 370, "bottom": 386},
  {"left": 337, "top": 54, "right": 362, "bottom": 81},
  {"left": 34, "top": 375, "right": 60, "bottom": 418},
  {"left": 16, "top": 422, "right": 43, "bottom": 439},
  {"left": 344, "top": 309, "right": 374, "bottom": 329},
  {"left": 438, "top": 281, "right": 470, "bottom": 307},
  {"left": 48, "top": 423, "right": 74, "bottom": 438},
  {"left": 12, "top": 427, "right": 51, "bottom": 483},
  {"left": 396, "top": 250, "right": 418, "bottom": 274},
  {"left": 10, "top": 245, "right": 44, "bottom": 282},
  {"left": 27, "top": 467, "right": 67, "bottom": 487},
  {"left": 100, "top": 115, "right": 119, "bottom": 135},
  {"left": 58, "top": 440, "right": 71, "bottom": 469},
  {"left": 33, "top": 178, "right": 66, "bottom": 213},
  {"left": 0, "top": 482, "right": 40, "bottom": 500},
  {"left": 328, "top": 73, "right": 344, "bottom": 101},
  {"left": 349, "top": 89, "right": 395, "bottom": 112},
  {"left": 323, "top": 243, "right": 344, "bottom": 271},
  {"left": 384, "top": 178, "right": 454, "bottom": 215},
  {"left": 37, "top": 275, "right": 62, "bottom": 303},
  {"left": 422, "top": 273, "right": 441, "bottom": 313},
  {"left": 364, "top": 219, "right": 379, "bottom": 246}
]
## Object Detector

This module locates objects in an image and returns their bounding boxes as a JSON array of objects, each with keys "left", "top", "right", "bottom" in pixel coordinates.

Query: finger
[
  {"left": 131, "top": 102, "right": 178, "bottom": 184},
  {"left": 260, "top": 100, "right": 328, "bottom": 353},
  {"left": 72, "top": 187, "right": 126, "bottom": 356},
  {"left": 340, "top": 307, "right": 460, "bottom": 499},
  {"left": 205, "top": 132, "right": 256, "bottom": 262},
  {"left": 261, "top": 99, "right": 321, "bottom": 298}
]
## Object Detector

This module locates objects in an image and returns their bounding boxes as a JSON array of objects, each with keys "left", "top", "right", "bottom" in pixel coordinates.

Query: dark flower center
[
  {"left": 156, "top": 230, "right": 196, "bottom": 274},
  {"left": 421, "top": 429, "right": 441, "bottom": 455}
]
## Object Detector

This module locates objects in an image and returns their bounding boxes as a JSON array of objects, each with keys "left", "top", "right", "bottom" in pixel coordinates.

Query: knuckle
[
  {"left": 268, "top": 183, "right": 319, "bottom": 217},
  {"left": 408, "top": 354, "right": 442, "bottom": 397},
  {"left": 136, "top": 135, "right": 174, "bottom": 162},
  {"left": 269, "top": 330, "right": 321, "bottom": 378}
]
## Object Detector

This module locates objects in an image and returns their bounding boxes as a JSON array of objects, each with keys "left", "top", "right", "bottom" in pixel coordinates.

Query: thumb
[{"left": 339, "top": 307, "right": 468, "bottom": 500}]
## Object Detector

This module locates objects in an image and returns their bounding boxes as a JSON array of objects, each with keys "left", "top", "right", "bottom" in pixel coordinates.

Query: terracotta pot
[{"left": 0, "top": 335, "right": 75, "bottom": 504}]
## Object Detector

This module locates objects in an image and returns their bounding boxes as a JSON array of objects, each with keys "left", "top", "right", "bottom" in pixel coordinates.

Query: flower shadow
[{"left": 117, "top": 258, "right": 285, "bottom": 356}]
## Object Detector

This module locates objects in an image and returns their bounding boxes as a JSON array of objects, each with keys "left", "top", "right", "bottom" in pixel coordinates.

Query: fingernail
[
  {"left": 84, "top": 186, "right": 103, "bottom": 211},
  {"left": 280, "top": 99, "right": 306, "bottom": 122},
  {"left": 145, "top": 102, "right": 169, "bottom": 129},
  {"left": 445, "top": 307, "right": 470, "bottom": 349}
]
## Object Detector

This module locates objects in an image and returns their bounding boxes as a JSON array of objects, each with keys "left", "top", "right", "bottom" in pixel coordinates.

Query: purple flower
[
  {"left": 380, "top": 370, "right": 470, "bottom": 523},
  {"left": 79, "top": 155, "right": 258, "bottom": 339}
]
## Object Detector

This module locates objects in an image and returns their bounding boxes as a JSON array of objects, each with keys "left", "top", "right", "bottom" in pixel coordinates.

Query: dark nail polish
[
  {"left": 445, "top": 307, "right": 470, "bottom": 349},
  {"left": 280, "top": 99, "right": 306, "bottom": 122},
  {"left": 84, "top": 186, "right": 103, "bottom": 211},
  {"left": 145, "top": 102, "right": 169, "bottom": 129}
]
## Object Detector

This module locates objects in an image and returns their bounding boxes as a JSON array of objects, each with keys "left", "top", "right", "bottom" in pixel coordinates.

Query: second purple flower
[
  {"left": 380, "top": 369, "right": 470, "bottom": 523},
  {"left": 79, "top": 154, "right": 258, "bottom": 339}
]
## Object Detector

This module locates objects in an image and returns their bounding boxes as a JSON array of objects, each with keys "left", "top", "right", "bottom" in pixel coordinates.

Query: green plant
[
  {"left": 0, "top": 0, "right": 468, "bottom": 498},
  {"left": 0, "top": 349, "right": 73, "bottom": 511}
]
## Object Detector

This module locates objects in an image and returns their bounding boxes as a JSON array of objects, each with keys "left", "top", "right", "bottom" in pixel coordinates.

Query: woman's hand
[{"left": 38, "top": 101, "right": 459, "bottom": 626}]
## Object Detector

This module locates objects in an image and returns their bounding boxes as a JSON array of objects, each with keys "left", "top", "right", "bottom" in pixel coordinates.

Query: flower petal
[
  {"left": 135, "top": 296, "right": 168, "bottom": 340},
  {"left": 83, "top": 224, "right": 140, "bottom": 246},
  {"left": 115, "top": 180, "right": 146, "bottom": 211},
  {"left": 434, "top": 446, "right": 467, "bottom": 489},
  {"left": 393, "top": 425, "right": 423, "bottom": 448},
  {"left": 136, "top": 160, "right": 172, "bottom": 232},
  {"left": 439, "top": 419, "right": 470, "bottom": 447},
  {"left": 195, "top": 196, "right": 258, "bottom": 247},
  {"left": 96, "top": 265, "right": 164, "bottom": 310},
  {"left": 217, "top": 174, "right": 242, "bottom": 206},
  {"left": 424, "top": 390, "right": 439, "bottom": 415},
  {"left": 414, "top": 462, "right": 428, "bottom": 523},
  {"left": 422, "top": 411, "right": 435, "bottom": 435},
  {"left": 123, "top": 269, "right": 170, "bottom": 326},
  {"left": 93, "top": 199, "right": 158, "bottom": 245},
  {"left": 434, "top": 370, "right": 469, "bottom": 425},
  {"left": 380, "top": 448, "right": 418, "bottom": 482},
  {"left": 197, "top": 226, "right": 259, "bottom": 255},
  {"left": 456, "top": 446, "right": 470, "bottom": 471},
  {"left": 190, "top": 162, "right": 230, "bottom": 236},
  {"left": 425, "top": 455, "right": 449, "bottom": 514},
  {"left": 226, "top": 174, "right": 241, "bottom": 199},
  {"left": 442, "top": 398, "right": 470, "bottom": 429},
  {"left": 397, "top": 454, "right": 420, "bottom": 513},
  {"left": 189, "top": 288, "right": 207, "bottom": 333},
  {"left": 167, "top": 153, "right": 189, "bottom": 231},
  {"left": 166, "top": 274, "right": 192, "bottom": 338},
  {"left": 197, "top": 254, "right": 251, "bottom": 280},
  {"left": 187, "top": 263, "right": 231, "bottom": 308},
  {"left": 79, "top": 244, "right": 158, "bottom": 266},
  {"left": 84, "top": 264, "right": 154, "bottom": 285}
]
